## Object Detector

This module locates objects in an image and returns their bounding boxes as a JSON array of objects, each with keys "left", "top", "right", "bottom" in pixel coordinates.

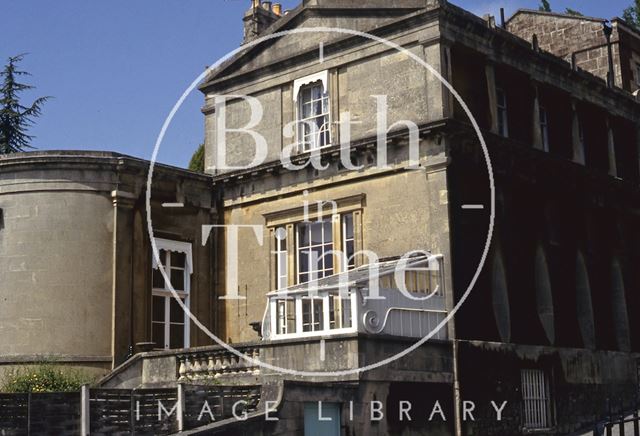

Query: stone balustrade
[{"left": 176, "top": 347, "right": 261, "bottom": 382}]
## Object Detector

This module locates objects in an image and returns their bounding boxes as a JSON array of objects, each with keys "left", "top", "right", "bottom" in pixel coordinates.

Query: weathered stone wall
[
  {"left": 202, "top": 11, "right": 444, "bottom": 174},
  {"left": 0, "top": 152, "right": 216, "bottom": 372},
  {"left": 0, "top": 164, "right": 116, "bottom": 369},
  {"left": 218, "top": 154, "right": 449, "bottom": 343},
  {"left": 459, "top": 341, "right": 640, "bottom": 435},
  {"left": 507, "top": 11, "right": 623, "bottom": 87}
]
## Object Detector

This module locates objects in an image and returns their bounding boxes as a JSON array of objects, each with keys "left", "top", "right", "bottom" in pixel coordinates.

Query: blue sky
[{"left": 2, "top": 0, "right": 631, "bottom": 168}]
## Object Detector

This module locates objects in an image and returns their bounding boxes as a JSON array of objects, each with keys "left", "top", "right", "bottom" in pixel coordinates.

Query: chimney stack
[{"left": 243, "top": 0, "right": 281, "bottom": 44}]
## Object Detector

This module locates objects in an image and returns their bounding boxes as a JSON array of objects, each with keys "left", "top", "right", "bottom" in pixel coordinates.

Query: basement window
[{"left": 521, "top": 369, "right": 553, "bottom": 429}]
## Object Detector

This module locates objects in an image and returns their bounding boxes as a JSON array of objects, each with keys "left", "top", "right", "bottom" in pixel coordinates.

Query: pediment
[{"left": 200, "top": 0, "right": 429, "bottom": 92}]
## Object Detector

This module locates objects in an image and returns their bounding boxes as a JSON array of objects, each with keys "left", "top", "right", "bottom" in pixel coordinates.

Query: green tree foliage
[
  {"left": 623, "top": 0, "right": 640, "bottom": 28},
  {"left": 539, "top": 0, "right": 552, "bottom": 12},
  {"left": 0, "top": 54, "right": 50, "bottom": 154},
  {"left": 189, "top": 143, "right": 205, "bottom": 172},
  {"left": 565, "top": 8, "right": 583, "bottom": 16},
  {"left": 1, "top": 363, "right": 94, "bottom": 393}
]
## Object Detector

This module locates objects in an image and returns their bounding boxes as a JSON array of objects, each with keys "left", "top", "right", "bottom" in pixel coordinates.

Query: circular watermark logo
[{"left": 146, "top": 27, "right": 494, "bottom": 378}]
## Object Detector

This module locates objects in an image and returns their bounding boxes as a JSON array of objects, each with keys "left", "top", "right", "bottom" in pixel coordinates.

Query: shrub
[{"left": 1, "top": 363, "right": 94, "bottom": 393}]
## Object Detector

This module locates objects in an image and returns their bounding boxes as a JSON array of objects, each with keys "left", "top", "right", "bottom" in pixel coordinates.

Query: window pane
[
  {"left": 170, "top": 324, "right": 184, "bottom": 349},
  {"left": 170, "top": 269, "right": 185, "bottom": 291},
  {"left": 302, "top": 299, "right": 312, "bottom": 332},
  {"left": 299, "top": 251, "right": 309, "bottom": 276},
  {"left": 329, "top": 296, "right": 339, "bottom": 329},
  {"left": 302, "top": 102, "right": 312, "bottom": 119},
  {"left": 343, "top": 214, "right": 354, "bottom": 239},
  {"left": 170, "top": 298, "right": 185, "bottom": 323},
  {"left": 286, "top": 300, "right": 296, "bottom": 334},
  {"left": 311, "top": 247, "right": 323, "bottom": 274},
  {"left": 301, "top": 87, "right": 312, "bottom": 102},
  {"left": 153, "top": 296, "right": 165, "bottom": 323},
  {"left": 324, "top": 249, "right": 334, "bottom": 272},
  {"left": 345, "top": 241, "right": 355, "bottom": 267},
  {"left": 311, "top": 222, "right": 323, "bottom": 245},
  {"left": 298, "top": 223, "right": 310, "bottom": 246},
  {"left": 342, "top": 297, "right": 352, "bottom": 328},
  {"left": 311, "top": 84, "right": 322, "bottom": 100},
  {"left": 277, "top": 300, "right": 286, "bottom": 334},
  {"left": 323, "top": 220, "right": 333, "bottom": 240},
  {"left": 152, "top": 322, "right": 165, "bottom": 349},
  {"left": 172, "top": 252, "right": 186, "bottom": 268},
  {"left": 314, "top": 299, "right": 324, "bottom": 331},
  {"left": 152, "top": 268, "right": 165, "bottom": 289}
]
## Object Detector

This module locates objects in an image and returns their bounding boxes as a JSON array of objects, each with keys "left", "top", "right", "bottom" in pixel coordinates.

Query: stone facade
[
  {"left": 0, "top": 152, "right": 217, "bottom": 376},
  {"left": 507, "top": 9, "right": 640, "bottom": 93},
  {"left": 3, "top": 0, "right": 640, "bottom": 435},
  {"left": 196, "top": 0, "right": 640, "bottom": 434}
]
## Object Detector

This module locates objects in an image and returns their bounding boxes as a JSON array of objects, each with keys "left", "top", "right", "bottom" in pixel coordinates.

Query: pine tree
[
  {"left": 0, "top": 54, "right": 50, "bottom": 154},
  {"left": 623, "top": 0, "right": 640, "bottom": 28},
  {"left": 539, "top": 0, "right": 552, "bottom": 12}
]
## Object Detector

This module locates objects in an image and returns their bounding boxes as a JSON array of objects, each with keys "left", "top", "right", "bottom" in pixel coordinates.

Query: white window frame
[
  {"left": 293, "top": 71, "right": 332, "bottom": 152},
  {"left": 496, "top": 87, "right": 509, "bottom": 138},
  {"left": 521, "top": 369, "right": 553, "bottom": 429},
  {"left": 151, "top": 239, "right": 192, "bottom": 350},
  {"left": 296, "top": 219, "right": 334, "bottom": 284},
  {"left": 539, "top": 106, "right": 550, "bottom": 152},
  {"left": 269, "top": 291, "right": 358, "bottom": 340},
  {"left": 342, "top": 214, "right": 355, "bottom": 271},
  {"left": 275, "top": 228, "right": 288, "bottom": 290}
]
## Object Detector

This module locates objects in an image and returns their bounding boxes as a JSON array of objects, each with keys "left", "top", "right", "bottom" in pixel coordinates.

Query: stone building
[
  {"left": 194, "top": 0, "right": 640, "bottom": 434},
  {"left": 3, "top": 0, "right": 640, "bottom": 435},
  {"left": 0, "top": 152, "right": 216, "bottom": 375}
]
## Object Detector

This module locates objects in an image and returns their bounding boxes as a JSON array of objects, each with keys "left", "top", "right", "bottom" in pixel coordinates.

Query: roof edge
[{"left": 506, "top": 8, "right": 605, "bottom": 25}]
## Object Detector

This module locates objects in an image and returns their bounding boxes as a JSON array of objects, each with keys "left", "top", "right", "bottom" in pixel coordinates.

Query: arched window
[
  {"left": 491, "top": 246, "right": 511, "bottom": 343},
  {"left": 535, "top": 245, "right": 555, "bottom": 345},
  {"left": 575, "top": 251, "right": 595, "bottom": 349},
  {"left": 611, "top": 258, "right": 631, "bottom": 351}
]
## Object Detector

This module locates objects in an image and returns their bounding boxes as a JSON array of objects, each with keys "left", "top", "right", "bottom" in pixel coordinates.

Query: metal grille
[{"left": 521, "top": 369, "right": 551, "bottom": 429}]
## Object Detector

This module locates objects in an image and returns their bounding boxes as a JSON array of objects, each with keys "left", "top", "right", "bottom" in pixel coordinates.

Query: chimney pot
[
  {"left": 251, "top": 0, "right": 260, "bottom": 8},
  {"left": 273, "top": 3, "right": 282, "bottom": 16},
  {"left": 262, "top": 1, "right": 272, "bottom": 11}
]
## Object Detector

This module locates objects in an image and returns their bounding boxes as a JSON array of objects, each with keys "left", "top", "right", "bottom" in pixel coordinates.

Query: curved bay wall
[{"left": 0, "top": 154, "right": 119, "bottom": 371}]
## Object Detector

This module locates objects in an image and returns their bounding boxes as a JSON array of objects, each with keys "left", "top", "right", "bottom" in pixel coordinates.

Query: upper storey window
[
  {"left": 539, "top": 106, "right": 550, "bottom": 152},
  {"left": 294, "top": 71, "right": 331, "bottom": 152},
  {"left": 496, "top": 87, "right": 509, "bottom": 138}
]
